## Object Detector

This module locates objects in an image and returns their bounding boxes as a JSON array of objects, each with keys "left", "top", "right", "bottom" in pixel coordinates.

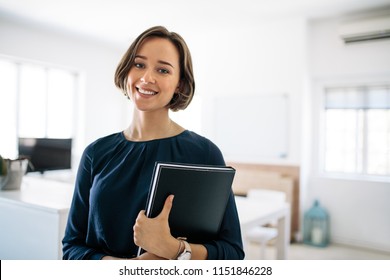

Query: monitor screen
[{"left": 18, "top": 138, "right": 72, "bottom": 173}]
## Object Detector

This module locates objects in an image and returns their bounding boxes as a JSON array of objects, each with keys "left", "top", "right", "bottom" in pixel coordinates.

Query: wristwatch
[{"left": 177, "top": 238, "right": 192, "bottom": 260}]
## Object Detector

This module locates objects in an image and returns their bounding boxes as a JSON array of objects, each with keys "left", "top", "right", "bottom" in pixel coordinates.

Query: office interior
[{"left": 0, "top": 0, "right": 389, "bottom": 260}]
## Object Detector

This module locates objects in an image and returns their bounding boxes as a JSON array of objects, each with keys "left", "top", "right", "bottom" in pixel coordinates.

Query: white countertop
[{"left": 0, "top": 176, "right": 74, "bottom": 213}]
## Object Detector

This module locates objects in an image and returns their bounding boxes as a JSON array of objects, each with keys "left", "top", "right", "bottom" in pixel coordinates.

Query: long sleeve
[
  {"left": 204, "top": 191, "right": 245, "bottom": 260},
  {"left": 62, "top": 146, "right": 105, "bottom": 260}
]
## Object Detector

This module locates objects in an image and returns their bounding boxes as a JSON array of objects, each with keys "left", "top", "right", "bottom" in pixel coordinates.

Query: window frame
[
  {"left": 0, "top": 54, "right": 79, "bottom": 158},
  {"left": 314, "top": 77, "right": 390, "bottom": 183}
]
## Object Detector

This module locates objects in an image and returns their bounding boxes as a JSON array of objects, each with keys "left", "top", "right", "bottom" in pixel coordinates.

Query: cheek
[
  {"left": 126, "top": 74, "right": 135, "bottom": 92},
  {"left": 164, "top": 83, "right": 176, "bottom": 94},
  {"left": 162, "top": 78, "right": 180, "bottom": 94}
]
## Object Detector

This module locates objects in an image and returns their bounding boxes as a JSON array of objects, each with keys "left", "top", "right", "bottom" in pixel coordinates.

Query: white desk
[
  {"left": 0, "top": 176, "right": 74, "bottom": 259},
  {"left": 235, "top": 196, "right": 291, "bottom": 259}
]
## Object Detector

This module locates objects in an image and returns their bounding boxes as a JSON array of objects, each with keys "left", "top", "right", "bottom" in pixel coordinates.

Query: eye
[
  {"left": 158, "top": 68, "right": 170, "bottom": 74},
  {"left": 134, "top": 62, "right": 144, "bottom": 69}
]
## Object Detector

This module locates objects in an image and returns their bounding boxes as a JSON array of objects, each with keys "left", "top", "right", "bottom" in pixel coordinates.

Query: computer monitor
[{"left": 18, "top": 138, "right": 72, "bottom": 173}]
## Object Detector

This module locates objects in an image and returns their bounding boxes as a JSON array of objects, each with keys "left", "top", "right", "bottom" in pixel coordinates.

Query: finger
[
  {"left": 158, "top": 194, "right": 174, "bottom": 220},
  {"left": 135, "top": 210, "right": 147, "bottom": 224},
  {"left": 133, "top": 210, "right": 146, "bottom": 240}
]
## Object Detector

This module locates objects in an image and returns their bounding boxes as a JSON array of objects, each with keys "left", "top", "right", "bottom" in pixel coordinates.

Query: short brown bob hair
[{"left": 114, "top": 26, "right": 195, "bottom": 111}]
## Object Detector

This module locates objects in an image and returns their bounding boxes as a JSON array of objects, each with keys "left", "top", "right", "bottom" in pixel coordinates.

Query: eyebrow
[{"left": 135, "top": 55, "right": 175, "bottom": 68}]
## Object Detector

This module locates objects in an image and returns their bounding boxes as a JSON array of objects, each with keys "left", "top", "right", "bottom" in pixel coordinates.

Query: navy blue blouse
[{"left": 62, "top": 130, "right": 244, "bottom": 260}]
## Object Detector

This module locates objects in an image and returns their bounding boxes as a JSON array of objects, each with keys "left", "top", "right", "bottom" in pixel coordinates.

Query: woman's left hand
[{"left": 133, "top": 195, "right": 179, "bottom": 259}]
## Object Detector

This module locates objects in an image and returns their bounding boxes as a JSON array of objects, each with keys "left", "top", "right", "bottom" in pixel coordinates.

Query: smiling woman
[
  {"left": 115, "top": 26, "right": 195, "bottom": 113},
  {"left": 62, "top": 26, "right": 245, "bottom": 261},
  {"left": 126, "top": 37, "right": 181, "bottom": 114}
]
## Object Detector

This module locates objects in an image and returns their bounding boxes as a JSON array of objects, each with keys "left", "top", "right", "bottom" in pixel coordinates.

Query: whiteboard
[{"left": 214, "top": 94, "right": 288, "bottom": 159}]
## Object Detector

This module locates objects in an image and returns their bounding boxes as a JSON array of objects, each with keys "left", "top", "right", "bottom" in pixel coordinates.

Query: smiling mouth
[{"left": 137, "top": 87, "right": 158, "bottom": 95}]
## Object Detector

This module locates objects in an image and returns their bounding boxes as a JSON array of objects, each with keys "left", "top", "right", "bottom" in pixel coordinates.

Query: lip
[{"left": 136, "top": 86, "right": 158, "bottom": 96}]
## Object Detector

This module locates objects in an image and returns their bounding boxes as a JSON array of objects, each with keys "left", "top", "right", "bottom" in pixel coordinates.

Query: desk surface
[
  {"left": 0, "top": 176, "right": 74, "bottom": 213},
  {"left": 235, "top": 196, "right": 289, "bottom": 228}
]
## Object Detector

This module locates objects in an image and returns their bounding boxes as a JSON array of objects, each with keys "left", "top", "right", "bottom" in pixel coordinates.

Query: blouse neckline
[{"left": 120, "top": 130, "right": 189, "bottom": 144}]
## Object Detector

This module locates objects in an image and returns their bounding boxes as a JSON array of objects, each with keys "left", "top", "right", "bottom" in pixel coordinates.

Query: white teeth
[{"left": 138, "top": 88, "right": 157, "bottom": 95}]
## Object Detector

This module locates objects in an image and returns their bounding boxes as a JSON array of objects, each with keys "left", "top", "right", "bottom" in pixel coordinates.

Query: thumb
[{"left": 158, "top": 194, "right": 174, "bottom": 220}]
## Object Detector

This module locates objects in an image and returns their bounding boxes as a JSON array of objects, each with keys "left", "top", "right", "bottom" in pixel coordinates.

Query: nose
[{"left": 140, "top": 69, "right": 155, "bottom": 84}]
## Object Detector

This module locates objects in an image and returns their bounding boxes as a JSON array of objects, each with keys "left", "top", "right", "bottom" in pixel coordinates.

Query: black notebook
[{"left": 137, "top": 162, "right": 236, "bottom": 257}]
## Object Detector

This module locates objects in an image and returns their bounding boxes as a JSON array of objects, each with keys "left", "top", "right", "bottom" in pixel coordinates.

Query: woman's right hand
[{"left": 133, "top": 195, "right": 178, "bottom": 259}]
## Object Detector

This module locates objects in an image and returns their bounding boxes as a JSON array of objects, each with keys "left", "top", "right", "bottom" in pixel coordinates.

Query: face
[{"left": 127, "top": 37, "right": 181, "bottom": 113}]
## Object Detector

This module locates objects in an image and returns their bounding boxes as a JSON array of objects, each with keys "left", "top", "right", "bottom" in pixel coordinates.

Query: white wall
[
  {"left": 189, "top": 18, "right": 308, "bottom": 166},
  {"left": 307, "top": 12, "right": 390, "bottom": 252}
]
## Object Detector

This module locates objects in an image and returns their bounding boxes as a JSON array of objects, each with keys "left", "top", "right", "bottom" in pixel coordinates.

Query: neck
[{"left": 125, "top": 109, "right": 183, "bottom": 141}]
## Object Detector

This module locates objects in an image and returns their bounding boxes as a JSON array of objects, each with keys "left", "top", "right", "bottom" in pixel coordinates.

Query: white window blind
[
  {"left": 325, "top": 85, "right": 390, "bottom": 109},
  {"left": 323, "top": 85, "right": 390, "bottom": 178}
]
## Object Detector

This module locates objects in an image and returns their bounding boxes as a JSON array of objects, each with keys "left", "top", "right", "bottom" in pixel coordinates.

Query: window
[
  {"left": 323, "top": 85, "right": 390, "bottom": 178},
  {"left": 0, "top": 60, "right": 18, "bottom": 158},
  {"left": 0, "top": 56, "right": 77, "bottom": 158}
]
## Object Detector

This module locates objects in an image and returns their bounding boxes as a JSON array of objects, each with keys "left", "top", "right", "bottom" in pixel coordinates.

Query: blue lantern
[{"left": 303, "top": 200, "right": 330, "bottom": 247}]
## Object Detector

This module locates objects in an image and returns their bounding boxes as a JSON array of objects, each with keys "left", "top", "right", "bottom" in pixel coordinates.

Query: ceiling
[{"left": 1, "top": 0, "right": 390, "bottom": 46}]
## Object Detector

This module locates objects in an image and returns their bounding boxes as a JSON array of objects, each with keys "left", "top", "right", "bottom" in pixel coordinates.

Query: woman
[{"left": 62, "top": 26, "right": 244, "bottom": 260}]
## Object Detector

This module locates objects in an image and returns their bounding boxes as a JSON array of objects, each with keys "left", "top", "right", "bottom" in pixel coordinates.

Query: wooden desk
[
  {"left": 235, "top": 196, "right": 291, "bottom": 259},
  {"left": 0, "top": 176, "right": 73, "bottom": 259}
]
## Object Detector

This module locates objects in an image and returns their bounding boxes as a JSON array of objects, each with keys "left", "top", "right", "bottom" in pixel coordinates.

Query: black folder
[{"left": 137, "top": 162, "right": 235, "bottom": 256}]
